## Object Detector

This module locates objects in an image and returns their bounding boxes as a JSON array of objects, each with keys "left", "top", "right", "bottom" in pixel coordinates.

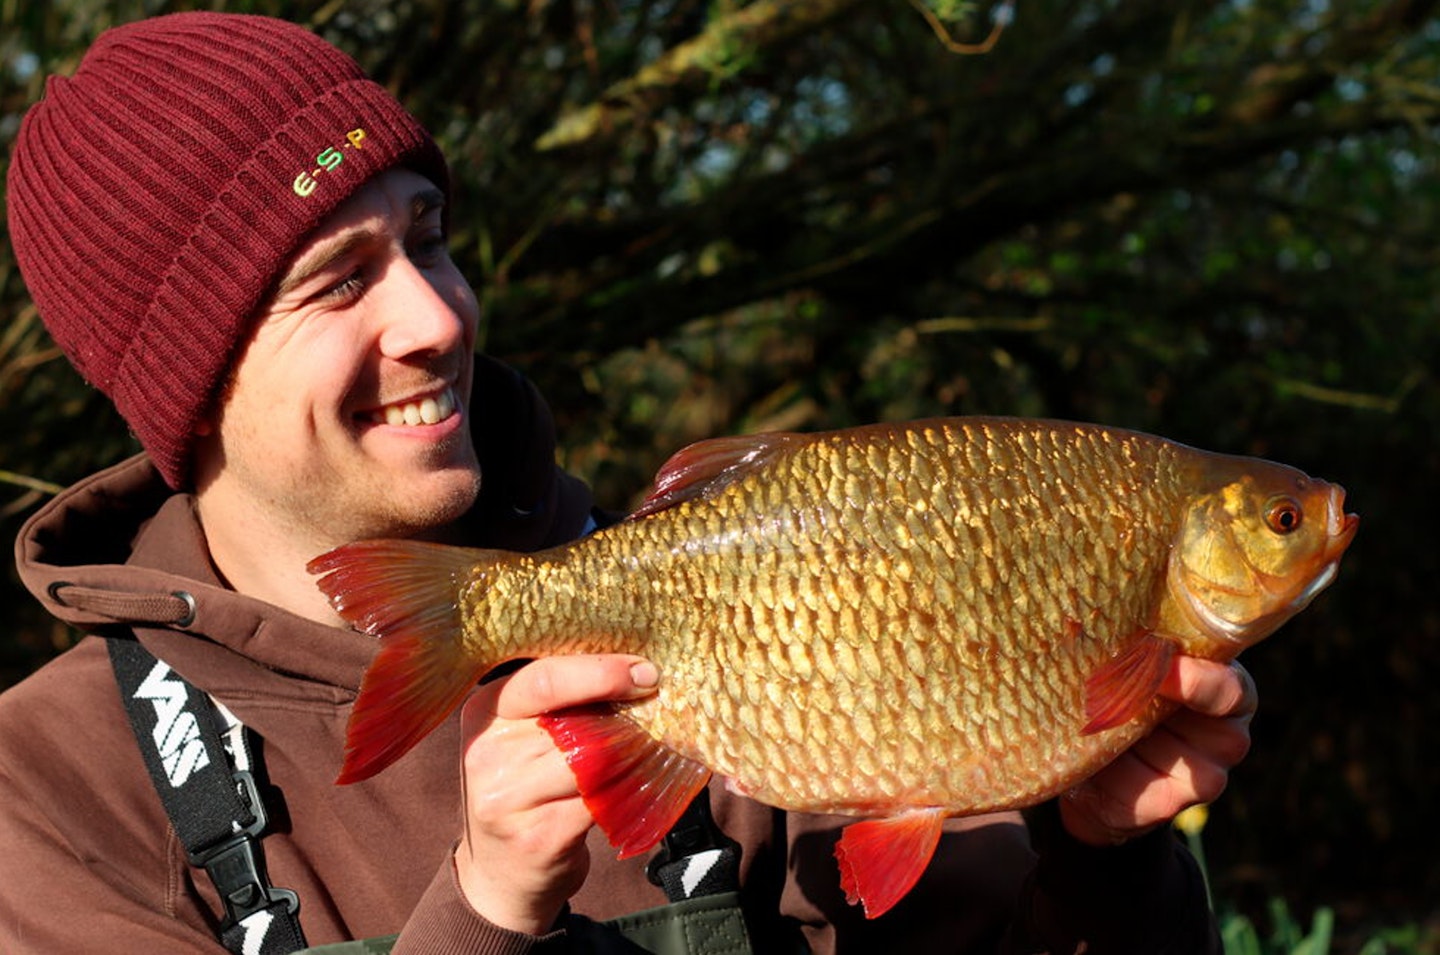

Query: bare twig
[
  {"left": 906, "top": 0, "right": 1013, "bottom": 55},
  {"left": 0, "top": 469, "right": 63, "bottom": 496}
]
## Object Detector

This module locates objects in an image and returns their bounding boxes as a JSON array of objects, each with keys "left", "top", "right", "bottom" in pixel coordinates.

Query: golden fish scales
[
  {"left": 458, "top": 419, "right": 1187, "bottom": 814},
  {"left": 311, "top": 415, "right": 1358, "bottom": 918}
]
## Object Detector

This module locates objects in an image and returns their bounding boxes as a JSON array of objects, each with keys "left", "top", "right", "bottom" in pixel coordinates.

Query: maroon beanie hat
[{"left": 6, "top": 12, "right": 449, "bottom": 488}]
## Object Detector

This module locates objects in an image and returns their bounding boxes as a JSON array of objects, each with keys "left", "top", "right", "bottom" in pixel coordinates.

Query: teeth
[{"left": 373, "top": 388, "right": 456, "bottom": 427}]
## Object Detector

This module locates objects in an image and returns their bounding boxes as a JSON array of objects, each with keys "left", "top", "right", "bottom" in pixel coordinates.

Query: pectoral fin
[
  {"left": 539, "top": 705, "right": 712, "bottom": 858},
  {"left": 834, "top": 807, "right": 946, "bottom": 919},
  {"left": 1082, "top": 631, "right": 1177, "bottom": 734}
]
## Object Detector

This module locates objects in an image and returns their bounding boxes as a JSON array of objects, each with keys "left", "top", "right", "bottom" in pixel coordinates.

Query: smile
[{"left": 367, "top": 387, "right": 458, "bottom": 427}]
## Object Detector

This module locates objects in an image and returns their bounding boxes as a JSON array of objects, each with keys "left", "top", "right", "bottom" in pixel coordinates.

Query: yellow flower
[{"left": 1173, "top": 803, "right": 1210, "bottom": 837}]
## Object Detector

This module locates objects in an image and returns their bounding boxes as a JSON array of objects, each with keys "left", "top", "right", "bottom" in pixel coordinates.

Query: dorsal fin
[{"left": 628, "top": 431, "right": 805, "bottom": 520}]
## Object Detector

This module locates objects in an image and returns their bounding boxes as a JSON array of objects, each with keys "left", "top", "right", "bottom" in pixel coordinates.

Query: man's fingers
[
  {"left": 1065, "top": 726, "right": 1226, "bottom": 844},
  {"left": 1062, "top": 749, "right": 1180, "bottom": 845},
  {"left": 1160, "top": 657, "right": 1258, "bottom": 722},
  {"left": 1062, "top": 659, "right": 1260, "bottom": 845},
  {"left": 1160, "top": 705, "right": 1254, "bottom": 768},
  {"left": 484, "top": 654, "right": 659, "bottom": 721},
  {"left": 1128, "top": 722, "right": 1235, "bottom": 806},
  {"left": 463, "top": 722, "right": 590, "bottom": 807}
]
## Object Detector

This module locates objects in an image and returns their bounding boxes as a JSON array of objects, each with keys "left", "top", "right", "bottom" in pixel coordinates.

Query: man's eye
[{"left": 322, "top": 272, "right": 366, "bottom": 301}]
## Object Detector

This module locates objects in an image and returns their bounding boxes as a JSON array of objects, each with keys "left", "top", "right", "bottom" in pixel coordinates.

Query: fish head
[{"left": 1166, "top": 458, "right": 1358, "bottom": 652}]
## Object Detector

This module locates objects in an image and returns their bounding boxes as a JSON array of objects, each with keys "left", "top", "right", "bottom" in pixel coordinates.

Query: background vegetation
[{"left": 3, "top": 0, "right": 1436, "bottom": 949}]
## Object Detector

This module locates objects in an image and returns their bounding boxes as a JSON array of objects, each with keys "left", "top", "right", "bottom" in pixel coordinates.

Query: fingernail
[{"left": 630, "top": 661, "right": 659, "bottom": 688}]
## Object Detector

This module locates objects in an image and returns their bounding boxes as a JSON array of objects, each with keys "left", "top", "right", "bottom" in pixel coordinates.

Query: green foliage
[
  {"left": 4, "top": 0, "right": 1440, "bottom": 939},
  {"left": 1183, "top": 809, "right": 1437, "bottom": 955},
  {"left": 1221, "top": 901, "right": 1335, "bottom": 955},
  {"left": 1358, "top": 926, "right": 1440, "bottom": 955},
  {"left": 1218, "top": 901, "right": 1440, "bottom": 955}
]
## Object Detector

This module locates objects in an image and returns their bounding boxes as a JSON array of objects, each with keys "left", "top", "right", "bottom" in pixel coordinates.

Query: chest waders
[{"left": 111, "top": 639, "right": 756, "bottom": 955}]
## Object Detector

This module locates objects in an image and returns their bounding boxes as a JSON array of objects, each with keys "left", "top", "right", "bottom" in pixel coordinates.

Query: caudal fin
[{"left": 309, "top": 540, "right": 492, "bottom": 784}]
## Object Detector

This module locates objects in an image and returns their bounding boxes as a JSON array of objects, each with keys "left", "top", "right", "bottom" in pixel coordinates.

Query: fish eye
[{"left": 1265, "top": 497, "right": 1303, "bottom": 535}]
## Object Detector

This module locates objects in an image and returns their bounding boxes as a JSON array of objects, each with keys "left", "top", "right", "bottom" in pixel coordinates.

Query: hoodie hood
[{"left": 13, "top": 355, "right": 596, "bottom": 692}]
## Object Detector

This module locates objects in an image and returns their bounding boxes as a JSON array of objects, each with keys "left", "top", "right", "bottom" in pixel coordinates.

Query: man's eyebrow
[
  {"left": 413, "top": 187, "right": 446, "bottom": 220},
  {"left": 272, "top": 187, "right": 448, "bottom": 299},
  {"left": 273, "top": 231, "right": 373, "bottom": 300}
]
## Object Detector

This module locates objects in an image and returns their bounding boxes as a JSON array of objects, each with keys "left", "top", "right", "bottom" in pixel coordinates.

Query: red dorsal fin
[
  {"left": 1082, "top": 631, "right": 1178, "bottom": 734},
  {"left": 539, "top": 705, "right": 712, "bottom": 858},
  {"left": 308, "top": 540, "right": 504, "bottom": 784},
  {"left": 834, "top": 808, "right": 947, "bottom": 919},
  {"left": 628, "top": 432, "right": 805, "bottom": 520}
]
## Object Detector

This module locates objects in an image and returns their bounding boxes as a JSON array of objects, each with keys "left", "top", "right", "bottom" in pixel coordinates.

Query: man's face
[{"left": 195, "top": 168, "right": 482, "bottom": 546}]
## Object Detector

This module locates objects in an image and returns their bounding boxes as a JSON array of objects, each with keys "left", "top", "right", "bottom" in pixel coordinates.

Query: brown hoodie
[{"left": 0, "top": 359, "right": 1219, "bottom": 954}]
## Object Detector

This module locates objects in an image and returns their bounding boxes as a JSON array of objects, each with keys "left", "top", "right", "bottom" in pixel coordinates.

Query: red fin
[
  {"left": 628, "top": 432, "right": 804, "bottom": 520},
  {"left": 308, "top": 540, "right": 500, "bottom": 784},
  {"left": 1082, "top": 631, "right": 1177, "bottom": 734},
  {"left": 834, "top": 808, "right": 946, "bottom": 919},
  {"left": 539, "top": 705, "right": 712, "bottom": 858}
]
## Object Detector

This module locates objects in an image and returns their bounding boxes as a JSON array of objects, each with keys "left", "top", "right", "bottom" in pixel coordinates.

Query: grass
[{"left": 1174, "top": 806, "right": 1435, "bottom": 955}]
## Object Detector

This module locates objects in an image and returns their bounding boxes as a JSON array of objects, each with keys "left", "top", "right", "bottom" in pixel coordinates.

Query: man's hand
[
  {"left": 1060, "top": 656, "right": 1258, "bottom": 847},
  {"left": 452, "top": 654, "right": 659, "bottom": 934}
]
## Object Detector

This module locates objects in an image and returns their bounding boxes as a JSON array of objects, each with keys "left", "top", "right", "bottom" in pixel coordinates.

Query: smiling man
[
  {"left": 2, "top": 11, "right": 1244, "bottom": 955},
  {"left": 193, "top": 169, "right": 484, "bottom": 621}
]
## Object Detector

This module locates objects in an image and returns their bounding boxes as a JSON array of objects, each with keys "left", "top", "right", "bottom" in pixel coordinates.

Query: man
[{"left": 1, "top": 12, "right": 1252, "bottom": 953}]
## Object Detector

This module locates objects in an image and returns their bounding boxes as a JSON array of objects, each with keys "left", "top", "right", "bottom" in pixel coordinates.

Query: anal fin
[{"left": 834, "top": 807, "right": 946, "bottom": 919}]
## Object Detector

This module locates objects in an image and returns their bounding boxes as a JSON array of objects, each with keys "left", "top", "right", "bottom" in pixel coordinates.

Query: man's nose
[{"left": 374, "top": 258, "right": 468, "bottom": 358}]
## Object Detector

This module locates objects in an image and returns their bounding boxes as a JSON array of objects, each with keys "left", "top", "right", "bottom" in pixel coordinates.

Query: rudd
[{"left": 309, "top": 416, "right": 1358, "bottom": 918}]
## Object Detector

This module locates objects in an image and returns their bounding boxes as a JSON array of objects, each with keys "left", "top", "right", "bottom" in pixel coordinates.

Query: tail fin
[{"left": 309, "top": 540, "right": 495, "bottom": 784}]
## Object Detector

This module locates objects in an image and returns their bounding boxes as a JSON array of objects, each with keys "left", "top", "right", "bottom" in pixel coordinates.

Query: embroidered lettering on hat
[{"left": 294, "top": 127, "right": 367, "bottom": 198}]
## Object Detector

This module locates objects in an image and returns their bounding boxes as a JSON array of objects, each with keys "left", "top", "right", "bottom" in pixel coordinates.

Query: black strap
[
  {"left": 646, "top": 787, "right": 742, "bottom": 903},
  {"left": 109, "top": 639, "right": 306, "bottom": 954},
  {"left": 108, "top": 633, "right": 738, "bottom": 949}
]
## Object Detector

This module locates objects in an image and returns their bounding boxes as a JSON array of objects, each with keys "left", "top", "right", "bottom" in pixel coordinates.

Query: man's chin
[
  {"left": 348, "top": 466, "right": 481, "bottom": 543},
  {"left": 410, "top": 468, "right": 483, "bottom": 530}
]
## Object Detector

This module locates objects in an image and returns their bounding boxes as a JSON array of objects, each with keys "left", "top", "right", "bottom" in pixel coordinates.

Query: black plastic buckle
[
  {"left": 645, "top": 788, "right": 738, "bottom": 888},
  {"left": 187, "top": 770, "right": 299, "bottom": 928}
]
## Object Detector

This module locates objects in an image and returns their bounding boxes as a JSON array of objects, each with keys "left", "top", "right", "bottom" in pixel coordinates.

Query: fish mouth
[
  {"left": 1324, "top": 485, "right": 1360, "bottom": 563},
  {"left": 1287, "top": 486, "right": 1358, "bottom": 613}
]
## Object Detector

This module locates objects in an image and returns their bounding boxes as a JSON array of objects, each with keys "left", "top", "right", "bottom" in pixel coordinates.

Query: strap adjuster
[
  {"left": 187, "top": 771, "right": 299, "bottom": 927},
  {"left": 646, "top": 788, "right": 739, "bottom": 893}
]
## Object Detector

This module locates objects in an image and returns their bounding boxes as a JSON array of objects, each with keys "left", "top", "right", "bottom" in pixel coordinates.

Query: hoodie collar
[{"left": 14, "top": 356, "right": 597, "bottom": 691}]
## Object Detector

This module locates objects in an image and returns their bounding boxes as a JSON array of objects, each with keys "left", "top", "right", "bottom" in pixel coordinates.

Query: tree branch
[{"left": 535, "top": 0, "right": 866, "bottom": 151}]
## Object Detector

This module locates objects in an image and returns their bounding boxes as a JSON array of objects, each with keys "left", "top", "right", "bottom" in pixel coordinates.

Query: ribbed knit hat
[{"left": 6, "top": 12, "right": 449, "bottom": 488}]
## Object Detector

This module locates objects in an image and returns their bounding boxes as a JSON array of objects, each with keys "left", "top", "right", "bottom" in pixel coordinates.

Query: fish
[{"left": 308, "top": 416, "right": 1358, "bottom": 918}]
